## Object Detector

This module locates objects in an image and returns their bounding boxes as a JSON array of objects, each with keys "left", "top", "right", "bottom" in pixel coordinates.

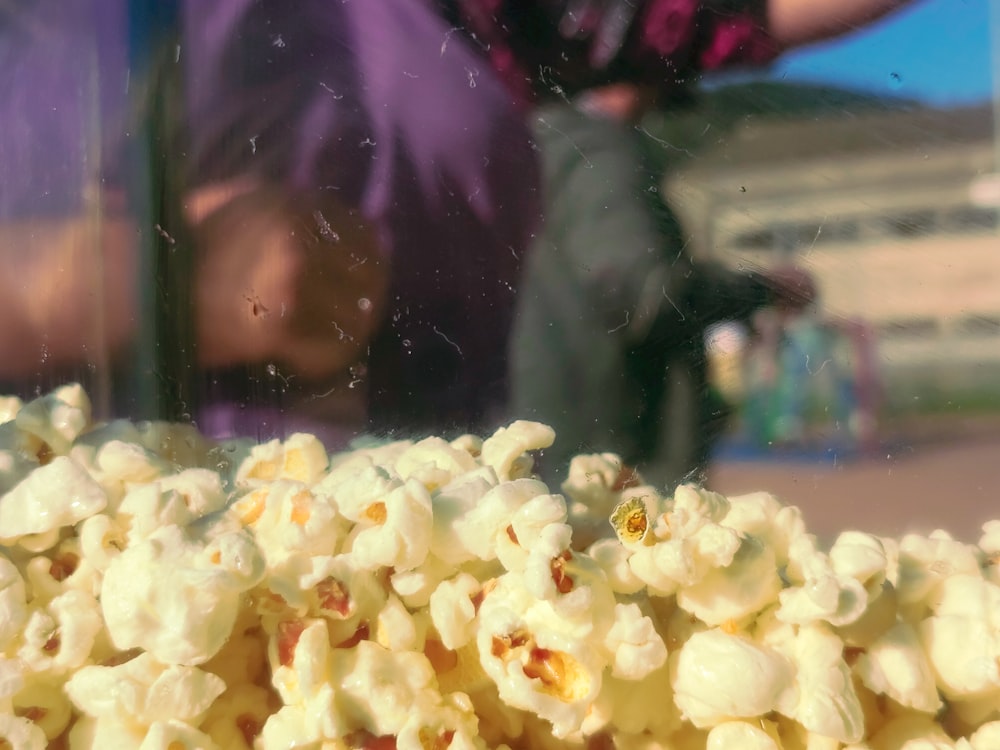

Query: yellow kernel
[
  {"left": 290, "top": 491, "right": 312, "bottom": 525},
  {"left": 364, "top": 501, "right": 388, "bottom": 525}
]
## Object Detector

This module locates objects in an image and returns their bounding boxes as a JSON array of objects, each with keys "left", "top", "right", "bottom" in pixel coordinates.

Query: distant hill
[
  {"left": 638, "top": 81, "right": 980, "bottom": 173},
  {"left": 695, "top": 80, "right": 910, "bottom": 122}
]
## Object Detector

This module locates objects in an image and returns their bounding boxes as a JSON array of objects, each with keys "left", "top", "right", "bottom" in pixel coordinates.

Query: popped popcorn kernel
[
  {"left": 676, "top": 533, "right": 781, "bottom": 626},
  {"left": 452, "top": 477, "right": 549, "bottom": 563},
  {"left": 201, "top": 607, "right": 268, "bottom": 688},
  {"left": 783, "top": 624, "right": 865, "bottom": 743},
  {"left": 430, "top": 573, "right": 481, "bottom": 651},
  {"left": 0, "top": 556, "right": 28, "bottom": 650},
  {"left": 705, "top": 720, "right": 780, "bottom": 749},
  {"left": 94, "top": 438, "right": 167, "bottom": 490},
  {"left": 0, "top": 396, "right": 23, "bottom": 424},
  {"left": 671, "top": 628, "right": 793, "bottom": 729},
  {"left": 200, "top": 684, "right": 274, "bottom": 750},
  {"left": 0, "top": 713, "right": 46, "bottom": 750},
  {"left": 100, "top": 524, "right": 265, "bottom": 665},
  {"left": 77, "top": 512, "right": 128, "bottom": 571},
  {"left": 65, "top": 652, "right": 225, "bottom": 726},
  {"left": 477, "top": 578, "right": 606, "bottom": 738},
  {"left": 586, "top": 538, "right": 644, "bottom": 595},
  {"left": 563, "top": 456, "right": 651, "bottom": 549},
  {"left": 855, "top": 621, "right": 942, "bottom": 714},
  {"left": 395, "top": 437, "right": 478, "bottom": 492},
  {"left": 18, "top": 589, "right": 102, "bottom": 675},
  {"left": 14, "top": 383, "right": 91, "bottom": 458},
  {"left": 374, "top": 595, "right": 419, "bottom": 652},
  {"left": 345, "top": 479, "right": 433, "bottom": 572},
  {"left": 10, "top": 678, "right": 73, "bottom": 740},
  {"left": 604, "top": 602, "right": 667, "bottom": 680},
  {"left": 138, "top": 720, "right": 220, "bottom": 749},
  {"left": 480, "top": 421, "right": 555, "bottom": 481},
  {"left": 281, "top": 433, "right": 330, "bottom": 484},
  {"left": 0, "top": 456, "right": 106, "bottom": 543}
]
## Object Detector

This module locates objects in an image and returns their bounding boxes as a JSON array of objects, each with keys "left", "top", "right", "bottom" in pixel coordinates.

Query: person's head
[
  {"left": 574, "top": 82, "right": 661, "bottom": 124},
  {"left": 187, "top": 183, "right": 389, "bottom": 382}
]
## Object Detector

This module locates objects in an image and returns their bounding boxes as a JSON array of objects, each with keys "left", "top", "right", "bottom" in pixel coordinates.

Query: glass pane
[
  {"left": 2, "top": 0, "right": 1000, "bottom": 746},
  {"left": 1, "top": 0, "right": 996, "bottom": 530}
]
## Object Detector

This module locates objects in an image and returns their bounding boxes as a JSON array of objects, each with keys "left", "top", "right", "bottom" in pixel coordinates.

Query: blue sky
[{"left": 715, "top": 0, "right": 996, "bottom": 106}]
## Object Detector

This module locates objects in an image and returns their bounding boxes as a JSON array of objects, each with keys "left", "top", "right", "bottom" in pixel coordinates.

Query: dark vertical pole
[{"left": 128, "top": 0, "right": 197, "bottom": 422}]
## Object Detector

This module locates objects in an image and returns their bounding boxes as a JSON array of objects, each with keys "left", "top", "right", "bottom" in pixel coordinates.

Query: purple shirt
[
  {"left": 0, "top": 0, "right": 775, "bottom": 443},
  {"left": 180, "top": 0, "right": 541, "bottom": 437},
  {"left": 453, "top": 0, "right": 777, "bottom": 106},
  {"left": 0, "top": 0, "right": 129, "bottom": 220},
  {"left": 0, "top": 0, "right": 540, "bottom": 441}
]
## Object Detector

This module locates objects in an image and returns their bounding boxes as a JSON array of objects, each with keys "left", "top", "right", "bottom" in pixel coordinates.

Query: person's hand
[{"left": 767, "top": 0, "right": 913, "bottom": 49}]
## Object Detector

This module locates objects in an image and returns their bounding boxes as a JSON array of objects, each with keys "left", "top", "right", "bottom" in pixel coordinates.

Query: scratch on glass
[
  {"left": 312, "top": 210, "right": 340, "bottom": 242},
  {"left": 535, "top": 117, "right": 593, "bottom": 169},
  {"left": 635, "top": 125, "right": 693, "bottom": 157},
  {"left": 154, "top": 224, "right": 176, "bottom": 245},
  {"left": 433, "top": 327, "right": 463, "bottom": 357},
  {"left": 661, "top": 286, "right": 685, "bottom": 321},
  {"left": 608, "top": 311, "right": 630, "bottom": 334},
  {"left": 440, "top": 27, "right": 461, "bottom": 56},
  {"left": 805, "top": 355, "right": 831, "bottom": 376},
  {"left": 319, "top": 82, "right": 344, "bottom": 99},
  {"left": 245, "top": 294, "right": 269, "bottom": 319},
  {"left": 331, "top": 321, "right": 353, "bottom": 343}
]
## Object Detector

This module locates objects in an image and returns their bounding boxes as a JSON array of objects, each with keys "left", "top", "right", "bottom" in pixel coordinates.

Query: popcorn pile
[{"left": 2, "top": 385, "right": 1000, "bottom": 750}]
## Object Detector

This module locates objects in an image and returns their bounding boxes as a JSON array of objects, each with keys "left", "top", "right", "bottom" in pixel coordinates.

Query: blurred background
[
  {"left": 1, "top": 0, "right": 997, "bottom": 542},
  {"left": 662, "top": 0, "right": 1000, "bottom": 540}
]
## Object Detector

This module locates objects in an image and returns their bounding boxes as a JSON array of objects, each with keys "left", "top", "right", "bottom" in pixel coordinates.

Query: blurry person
[
  {"left": 513, "top": 84, "right": 816, "bottom": 487},
  {"left": 436, "top": 0, "right": 914, "bottom": 485},
  {"left": 0, "top": 0, "right": 538, "bottom": 444},
  {"left": 0, "top": 0, "right": 916, "bottom": 454}
]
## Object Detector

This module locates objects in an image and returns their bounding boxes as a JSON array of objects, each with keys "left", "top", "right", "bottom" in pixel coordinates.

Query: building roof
[{"left": 645, "top": 83, "right": 993, "bottom": 174}]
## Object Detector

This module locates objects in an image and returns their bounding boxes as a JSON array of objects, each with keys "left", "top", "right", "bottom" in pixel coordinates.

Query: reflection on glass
[
  {"left": 2, "top": 2, "right": 1000, "bottom": 748},
  {"left": 0, "top": 0, "right": 996, "bottom": 539}
]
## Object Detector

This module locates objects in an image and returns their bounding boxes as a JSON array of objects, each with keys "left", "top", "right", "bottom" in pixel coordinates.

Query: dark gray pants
[{"left": 511, "top": 103, "right": 720, "bottom": 489}]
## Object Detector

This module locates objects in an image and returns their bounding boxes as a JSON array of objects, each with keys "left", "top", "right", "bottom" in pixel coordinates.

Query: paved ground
[{"left": 707, "top": 415, "right": 1000, "bottom": 544}]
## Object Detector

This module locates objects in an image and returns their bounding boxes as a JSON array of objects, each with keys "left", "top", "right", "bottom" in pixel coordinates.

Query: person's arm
[
  {"left": 0, "top": 215, "right": 137, "bottom": 380},
  {"left": 765, "top": 0, "right": 912, "bottom": 50},
  {"left": 0, "top": 187, "right": 386, "bottom": 384}
]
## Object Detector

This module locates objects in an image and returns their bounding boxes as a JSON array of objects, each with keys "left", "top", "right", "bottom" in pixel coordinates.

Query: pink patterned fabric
[
  {"left": 636, "top": 0, "right": 699, "bottom": 60},
  {"left": 696, "top": 10, "right": 778, "bottom": 69},
  {"left": 454, "top": 0, "right": 778, "bottom": 105}
]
